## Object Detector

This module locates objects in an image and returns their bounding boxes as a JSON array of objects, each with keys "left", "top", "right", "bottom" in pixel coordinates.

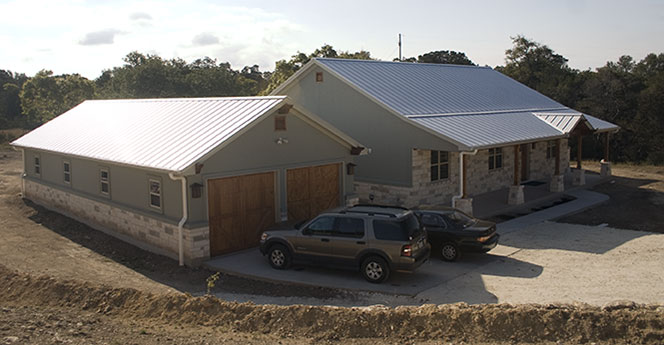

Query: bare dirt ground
[
  {"left": 558, "top": 161, "right": 664, "bottom": 232},
  {"left": 2, "top": 150, "right": 664, "bottom": 344}
]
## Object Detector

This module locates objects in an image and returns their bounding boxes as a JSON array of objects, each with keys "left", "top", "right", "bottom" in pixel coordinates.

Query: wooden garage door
[
  {"left": 208, "top": 172, "right": 276, "bottom": 256},
  {"left": 287, "top": 163, "right": 341, "bottom": 221}
]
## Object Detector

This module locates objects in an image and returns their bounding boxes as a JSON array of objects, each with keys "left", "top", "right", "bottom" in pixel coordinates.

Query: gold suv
[{"left": 259, "top": 205, "right": 430, "bottom": 283}]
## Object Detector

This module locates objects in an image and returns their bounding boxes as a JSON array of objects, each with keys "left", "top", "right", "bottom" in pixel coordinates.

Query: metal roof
[
  {"left": 315, "top": 58, "right": 565, "bottom": 116},
  {"left": 534, "top": 112, "right": 583, "bottom": 133},
  {"left": 583, "top": 114, "right": 620, "bottom": 133},
  {"left": 12, "top": 96, "right": 296, "bottom": 173},
  {"left": 409, "top": 111, "right": 565, "bottom": 149}
]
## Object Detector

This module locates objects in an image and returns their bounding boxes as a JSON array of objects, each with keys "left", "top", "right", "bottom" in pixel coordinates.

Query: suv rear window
[{"left": 373, "top": 214, "right": 421, "bottom": 241}]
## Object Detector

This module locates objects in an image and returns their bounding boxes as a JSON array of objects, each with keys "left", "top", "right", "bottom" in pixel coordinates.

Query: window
[
  {"left": 372, "top": 214, "right": 421, "bottom": 241},
  {"left": 315, "top": 71, "right": 323, "bottom": 82},
  {"left": 149, "top": 179, "right": 161, "bottom": 210},
  {"left": 546, "top": 140, "right": 557, "bottom": 159},
  {"left": 334, "top": 217, "right": 365, "bottom": 238},
  {"left": 34, "top": 156, "right": 40, "bottom": 175},
  {"left": 305, "top": 216, "right": 334, "bottom": 236},
  {"left": 100, "top": 168, "right": 110, "bottom": 196},
  {"left": 418, "top": 212, "right": 447, "bottom": 229},
  {"left": 430, "top": 150, "right": 449, "bottom": 181},
  {"left": 275, "top": 115, "right": 286, "bottom": 131},
  {"left": 63, "top": 161, "right": 71, "bottom": 184},
  {"left": 488, "top": 148, "right": 503, "bottom": 170}
]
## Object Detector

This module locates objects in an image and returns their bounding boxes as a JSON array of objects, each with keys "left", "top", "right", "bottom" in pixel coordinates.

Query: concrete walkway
[{"left": 204, "top": 188, "right": 610, "bottom": 296}]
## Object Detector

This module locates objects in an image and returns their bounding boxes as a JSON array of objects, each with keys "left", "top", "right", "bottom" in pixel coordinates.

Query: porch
[{"left": 473, "top": 168, "right": 606, "bottom": 220}]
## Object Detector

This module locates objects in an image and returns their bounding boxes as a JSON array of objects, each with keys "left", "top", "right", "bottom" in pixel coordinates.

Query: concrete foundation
[
  {"left": 507, "top": 185, "right": 525, "bottom": 205},
  {"left": 549, "top": 174, "right": 565, "bottom": 193},
  {"left": 453, "top": 198, "right": 474, "bottom": 216},
  {"left": 600, "top": 161, "right": 612, "bottom": 177},
  {"left": 573, "top": 168, "right": 586, "bottom": 186}
]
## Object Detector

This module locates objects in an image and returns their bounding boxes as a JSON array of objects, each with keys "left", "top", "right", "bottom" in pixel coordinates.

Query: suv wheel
[
  {"left": 361, "top": 256, "right": 390, "bottom": 283},
  {"left": 268, "top": 244, "right": 291, "bottom": 269},
  {"left": 441, "top": 242, "right": 460, "bottom": 261}
]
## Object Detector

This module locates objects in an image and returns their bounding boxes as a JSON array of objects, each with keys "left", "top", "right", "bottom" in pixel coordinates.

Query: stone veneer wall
[
  {"left": 24, "top": 179, "right": 210, "bottom": 265},
  {"left": 355, "top": 139, "right": 571, "bottom": 207},
  {"left": 355, "top": 149, "right": 459, "bottom": 207}
]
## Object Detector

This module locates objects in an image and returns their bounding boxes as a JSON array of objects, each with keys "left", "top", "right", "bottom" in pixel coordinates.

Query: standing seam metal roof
[
  {"left": 310, "top": 58, "right": 619, "bottom": 148},
  {"left": 11, "top": 97, "right": 289, "bottom": 172}
]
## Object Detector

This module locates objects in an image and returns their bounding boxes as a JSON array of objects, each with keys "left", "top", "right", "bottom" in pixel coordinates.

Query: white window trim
[
  {"left": 100, "top": 167, "right": 110, "bottom": 196},
  {"left": 34, "top": 154, "right": 41, "bottom": 176},
  {"left": 148, "top": 178, "right": 162, "bottom": 211},
  {"left": 488, "top": 148, "right": 503, "bottom": 170},
  {"left": 430, "top": 150, "right": 449, "bottom": 182},
  {"left": 63, "top": 160, "right": 71, "bottom": 185},
  {"left": 546, "top": 140, "right": 556, "bottom": 159}
]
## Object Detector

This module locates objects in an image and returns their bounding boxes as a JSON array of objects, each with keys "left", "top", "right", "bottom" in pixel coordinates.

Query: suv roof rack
[
  {"left": 342, "top": 210, "right": 397, "bottom": 218},
  {"left": 350, "top": 204, "right": 410, "bottom": 211}
]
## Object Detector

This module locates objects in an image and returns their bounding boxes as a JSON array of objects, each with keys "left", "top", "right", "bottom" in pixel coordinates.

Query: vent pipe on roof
[{"left": 168, "top": 173, "right": 188, "bottom": 266}]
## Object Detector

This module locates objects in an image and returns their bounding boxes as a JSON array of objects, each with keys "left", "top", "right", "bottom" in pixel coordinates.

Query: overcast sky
[{"left": 1, "top": 0, "right": 662, "bottom": 79}]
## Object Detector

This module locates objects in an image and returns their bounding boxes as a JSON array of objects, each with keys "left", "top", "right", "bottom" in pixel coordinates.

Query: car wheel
[
  {"left": 361, "top": 256, "right": 390, "bottom": 283},
  {"left": 267, "top": 244, "right": 291, "bottom": 269},
  {"left": 440, "top": 242, "right": 460, "bottom": 261}
]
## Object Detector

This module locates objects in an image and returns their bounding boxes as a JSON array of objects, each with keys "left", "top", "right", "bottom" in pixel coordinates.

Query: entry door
[
  {"left": 520, "top": 144, "right": 530, "bottom": 181},
  {"left": 208, "top": 172, "right": 276, "bottom": 256},
  {"left": 287, "top": 163, "right": 341, "bottom": 221}
]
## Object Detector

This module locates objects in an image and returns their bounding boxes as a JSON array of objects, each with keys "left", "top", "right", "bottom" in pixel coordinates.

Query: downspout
[
  {"left": 168, "top": 173, "right": 187, "bottom": 266},
  {"left": 451, "top": 150, "right": 478, "bottom": 207}
]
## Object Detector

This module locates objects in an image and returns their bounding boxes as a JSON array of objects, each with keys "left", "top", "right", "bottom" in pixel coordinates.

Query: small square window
[
  {"left": 275, "top": 115, "right": 286, "bottom": 131},
  {"left": 315, "top": 72, "right": 323, "bottom": 82}
]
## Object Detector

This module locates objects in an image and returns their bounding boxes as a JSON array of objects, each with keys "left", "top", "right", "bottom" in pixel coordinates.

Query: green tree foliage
[
  {"left": 20, "top": 70, "right": 95, "bottom": 127},
  {"left": 417, "top": 50, "right": 475, "bottom": 65},
  {"left": 260, "top": 44, "right": 373, "bottom": 95},
  {"left": 0, "top": 70, "right": 27, "bottom": 128}
]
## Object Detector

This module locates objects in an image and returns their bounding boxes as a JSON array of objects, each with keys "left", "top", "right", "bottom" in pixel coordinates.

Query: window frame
[
  {"left": 34, "top": 155, "right": 41, "bottom": 176},
  {"left": 63, "top": 160, "right": 71, "bottom": 184},
  {"left": 430, "top": 150, "right": 449, "bottom": 182},
  {"left": 304, "top": 216, "right": 335, "bottom": 236},
  {"left": 274, "top": 115, "right": 287, "bottom": 131},
  {"left": 148, "top": 178, "right": 162, "bottom": 211},
  {"left": 100, "top": 167, "right": 110, "bottom": 196},
  {"left": 488, "top": 147, "right": 503, "bottom": 170}
]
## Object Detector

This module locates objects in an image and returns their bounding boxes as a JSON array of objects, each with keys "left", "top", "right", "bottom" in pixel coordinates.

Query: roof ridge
[
  {"left": 87, "top": 95, "right": 287, "bottom": 103},
  {"left": 314, "top": 57, "right": 491, "bottom": 69},
  {"left": 406, "top": 107, "right": 570, "bottom": 118}
]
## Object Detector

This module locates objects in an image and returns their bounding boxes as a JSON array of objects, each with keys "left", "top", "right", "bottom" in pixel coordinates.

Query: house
[
  {"left": 11, "top": 96, "right": 366, "bottom": 265},
  {"left": 272, "top": 58, "right": 619, "bottom": 214}
]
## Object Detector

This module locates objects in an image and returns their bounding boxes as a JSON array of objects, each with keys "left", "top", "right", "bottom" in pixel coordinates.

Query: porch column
[
  {"left": 453, "top": 152, "right": 474, "bottom": 216},
  {"left": 550, "top": 138, "right": 564, "bottom": 192},
  {"left": 573, "top": 134, "right": 586, "bottom": 186},
  {"left": 508, "top": 145, "right": 524, "bottom": 205},
  {"left": 600, "top": 132, "right": 612, "bottom": 177}
]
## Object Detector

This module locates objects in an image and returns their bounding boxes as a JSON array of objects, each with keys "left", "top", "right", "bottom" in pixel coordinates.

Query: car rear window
[{"left": 373, "top": 214, "right": 421, "bottom": 241}]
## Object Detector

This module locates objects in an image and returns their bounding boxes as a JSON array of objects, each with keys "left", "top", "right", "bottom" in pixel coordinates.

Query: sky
[{"left": 1, "top": 0, "right": 662, "bottom": 79}]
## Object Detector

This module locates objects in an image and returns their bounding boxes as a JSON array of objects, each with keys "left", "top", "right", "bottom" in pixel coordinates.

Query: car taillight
[
  {"left": 401, "top": 244, "right": 412, "bottom": 257},
  {"left": 477, "top": 235, "right": 491, "bottom": 243}
]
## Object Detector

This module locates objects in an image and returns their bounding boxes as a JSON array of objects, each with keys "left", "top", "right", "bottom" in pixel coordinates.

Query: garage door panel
[
  {"left": 208, "top": 172, "right": 276, "bottom": 256},
  {"left": 287, "top": 163, "right": 340, "bottom": 221}
]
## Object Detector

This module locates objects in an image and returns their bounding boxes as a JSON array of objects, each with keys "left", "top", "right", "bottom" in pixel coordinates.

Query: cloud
[
  {"left": 192, "top": 32, "right": 220, "bottom": 46},
  {"left": 79, "top": 29, "right": 124, "bottom": 46},
  {"left": 130, "top": 12, "right": 152, "bottom": 21}
]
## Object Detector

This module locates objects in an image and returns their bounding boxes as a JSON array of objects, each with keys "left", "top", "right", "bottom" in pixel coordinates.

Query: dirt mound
[{"left": 1, "top": 265, "right": 662, "bottom": 344}]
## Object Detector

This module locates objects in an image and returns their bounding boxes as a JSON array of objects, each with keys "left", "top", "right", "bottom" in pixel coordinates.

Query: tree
[
  {"left": 417, "top": 50, "right": 475, "bottom": 65},
  {"left": 0, "top": 70, "right": 27, "bottom": 128},
  {"left": 260, "top": 45, "right": 374, "bottom": 95},
  {"left": 20, "top": 70, "right": 95, "bottom": 126}
]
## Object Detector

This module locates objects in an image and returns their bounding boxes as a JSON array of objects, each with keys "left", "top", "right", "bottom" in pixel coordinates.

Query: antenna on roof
[{"left": 398, "top": 33, "right": 402, "bottom": 61}]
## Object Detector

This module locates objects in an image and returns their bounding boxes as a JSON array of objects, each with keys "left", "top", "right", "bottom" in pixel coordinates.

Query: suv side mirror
[{"left": 302, "top": 228, "right": 311, "bottom": 236}]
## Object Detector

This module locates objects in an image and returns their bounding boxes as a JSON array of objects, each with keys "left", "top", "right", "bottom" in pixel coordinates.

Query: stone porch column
[
  {"left": 600, "top": 132, "right": 612, "bottom": 177},
  {"left": 453, "top": 151, "right": 474, "bottom": 216},
  {"left": 572, "top": 134, "right": 585, "bottom": 186},
  {"left": 550, "top": 138, "right": 564, "bottom": 192}
]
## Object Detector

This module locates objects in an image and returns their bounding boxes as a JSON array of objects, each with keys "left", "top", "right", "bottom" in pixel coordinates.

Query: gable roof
[
  {"left": 272, "top": 58, "right": 619, "bottom": 150},
  {"left": 11, "top": 96, "right": 365, "bottom": 174}
]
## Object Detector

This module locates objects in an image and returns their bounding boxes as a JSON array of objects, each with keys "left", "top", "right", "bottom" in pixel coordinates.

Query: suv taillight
[{"left": 401, "top": 244, "right": 412, "bottom": 257}]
